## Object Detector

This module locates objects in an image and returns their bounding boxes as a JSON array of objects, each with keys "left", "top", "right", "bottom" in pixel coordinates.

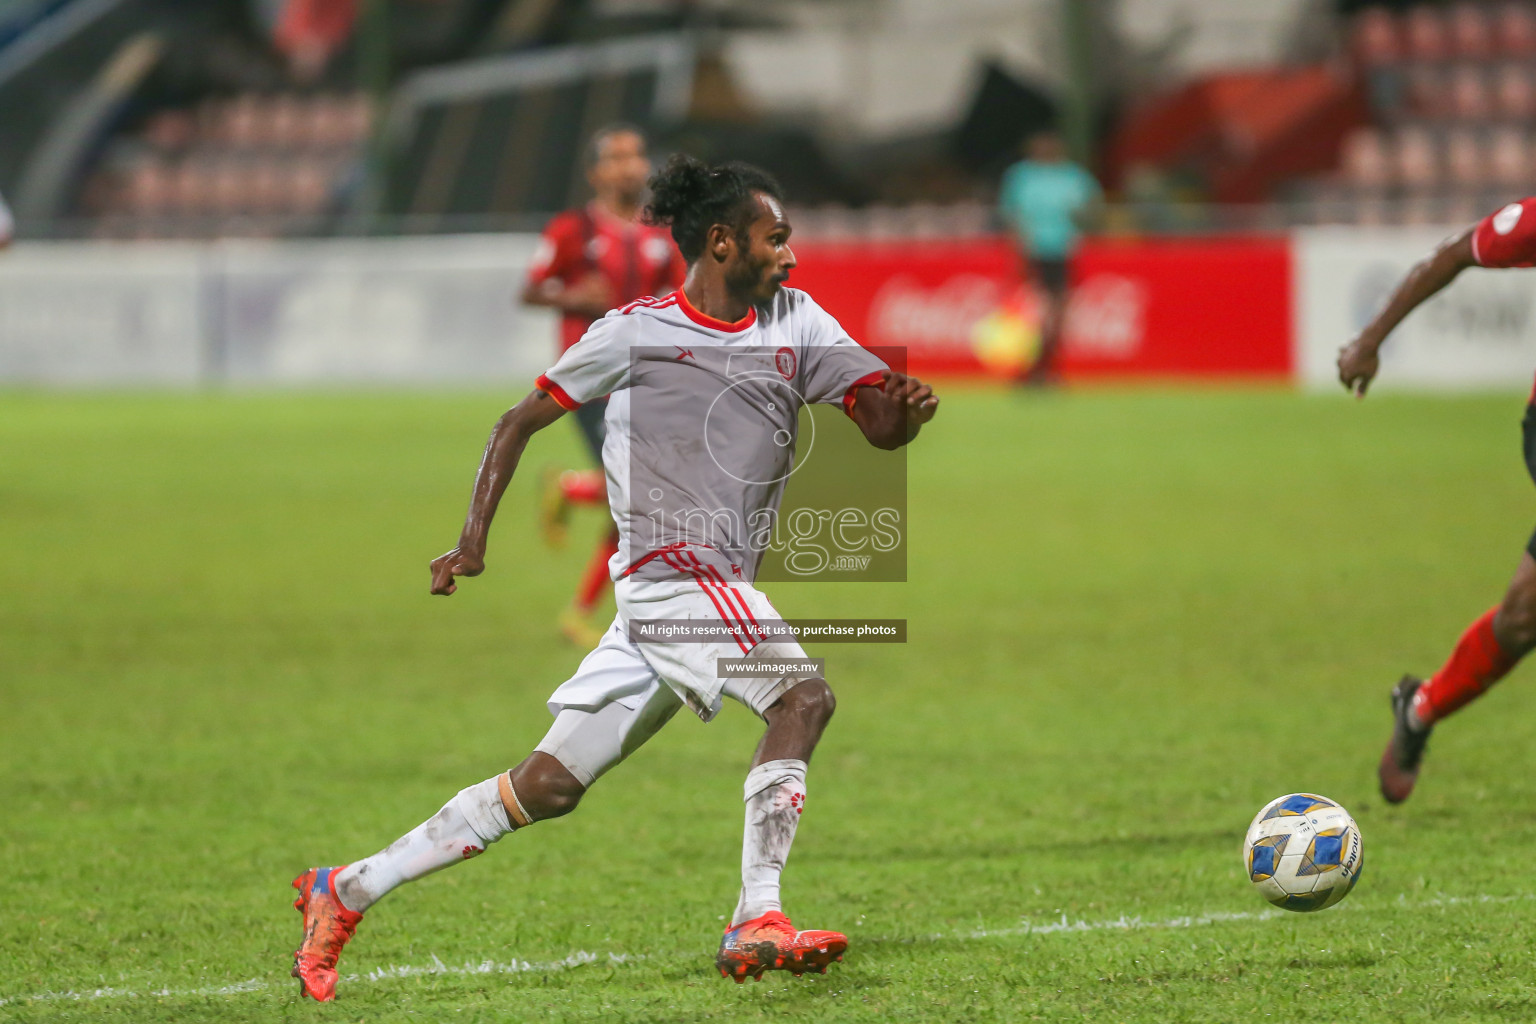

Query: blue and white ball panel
[
  {"left": 1242, "top": 793, "right": 1364, "bottom": 913},
  {"left": 1259, "top": 793, "right": 1339, "bottom": 820}
]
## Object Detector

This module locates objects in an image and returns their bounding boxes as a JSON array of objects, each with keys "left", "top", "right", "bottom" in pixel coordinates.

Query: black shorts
[
  {"left": 1523, "top": 405, "right": 1536, "bottom": 557},
  {"left": 573, "top": 397, "right": 607, "bottom": 465},
  {"left": 1031, "top": 257, "right": 1070, "bottom": 297}
]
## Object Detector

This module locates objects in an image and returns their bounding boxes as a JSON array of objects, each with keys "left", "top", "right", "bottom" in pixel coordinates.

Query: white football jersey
[{"left": 537, "top": 287, "right": 887, "bottom": 582}]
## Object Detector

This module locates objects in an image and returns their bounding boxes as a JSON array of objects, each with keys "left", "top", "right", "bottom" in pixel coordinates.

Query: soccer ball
[{"left": 1241, "top": 793, "right": 1364, "bottom": 912}]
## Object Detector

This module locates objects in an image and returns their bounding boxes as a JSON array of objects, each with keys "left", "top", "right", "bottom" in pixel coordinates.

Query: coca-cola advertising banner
[{"left": 790, "top": 236, "right": 1294, "bottom": 378}]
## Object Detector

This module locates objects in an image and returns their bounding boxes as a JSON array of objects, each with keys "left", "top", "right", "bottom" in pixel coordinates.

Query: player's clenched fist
[
  {"left": 882, "top": 370, "right": 940, "bottom": 424},
  {"left": 430, "top": 547, "right": 485, "bottom": 596},
  {"left": 1337, "top": 337, "right": 1381, "bottom": 398}
]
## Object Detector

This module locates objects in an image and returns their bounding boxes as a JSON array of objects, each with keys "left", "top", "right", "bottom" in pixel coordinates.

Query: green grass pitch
[{"left": 6, "top": 386, "right": 1536, "bottom": 1023}]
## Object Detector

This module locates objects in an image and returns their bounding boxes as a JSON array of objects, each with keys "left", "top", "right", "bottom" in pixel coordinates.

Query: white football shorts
[{"left": 534, "top": 575, "right": 817, "bottom": 787}]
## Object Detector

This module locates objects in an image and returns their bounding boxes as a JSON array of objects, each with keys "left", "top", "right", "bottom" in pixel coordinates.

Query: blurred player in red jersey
[
  {"left": 522, "top": 125, "right": 686, "bottom": 646},
  {"left": 1338, "top": 198, "right": 1536, "bottom": 804}
]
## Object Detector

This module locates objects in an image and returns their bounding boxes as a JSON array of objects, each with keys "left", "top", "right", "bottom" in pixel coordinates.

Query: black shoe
[{"left": 1379, "top": 675, "right": 1431, "bottom": 804}]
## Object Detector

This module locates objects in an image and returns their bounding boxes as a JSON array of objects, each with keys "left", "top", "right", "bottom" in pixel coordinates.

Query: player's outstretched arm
[
  {"left": 850, "top": 371, "right": 940, "bottom": 450},
  {"left": 521, "top": 274, "right": 614, "bottom": 319},
  {"left": 430, "top": 389, "right": 567, "bottom": 595},
  {"left": 1337, "top": 228, "right": 1477, "bottom": 397}
]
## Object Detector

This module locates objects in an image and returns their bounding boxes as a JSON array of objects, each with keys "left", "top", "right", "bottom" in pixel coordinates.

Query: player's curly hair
[{"left": 644, "top": 154, "right": 785, "bottom": 263}]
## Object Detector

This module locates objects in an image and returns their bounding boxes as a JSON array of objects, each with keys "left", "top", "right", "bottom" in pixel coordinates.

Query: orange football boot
[
  {"left": 716, "top": 911, "right": 847, "bottom": 983},
  {"left": 291, "top": 866, "right": 363, "bottom": 1002}
]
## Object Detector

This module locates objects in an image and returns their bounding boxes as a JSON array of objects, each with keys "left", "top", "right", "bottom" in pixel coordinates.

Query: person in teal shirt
[{"left": 998, "top": 130, "right": 1101, "bottom": 384}]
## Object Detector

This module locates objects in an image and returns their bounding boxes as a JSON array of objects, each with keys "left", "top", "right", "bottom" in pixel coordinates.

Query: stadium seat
[
  {"left": 1445, "top": 127, "right": 1483, "bottom": 187},
  {"left": 1497, "top": 1, "right": 1536, "bottom": 57},
  {"left": 1404, "top": 64, "right": 1447, "bottom": 118},
  {"left": 1488, "top": 127, "right": 1530, "bottom": 186},
  {"left": 1351, "top": 7, "right": 1402, "bottom": 65},
  {"left": 171, "top": 160, "right": 214, "bottom": 216},
  {"left": 287, "top": 160, "right": 331, "bottom": 215},
  {"left": 1449, "top": 2, "right": 1494, "bottom": 58},
  {"left": 124, "top": 160, "right": 173, "bottom": 216},
  {"left": 1404, "top": 6, "right": 1450, "bottom": 61},
  {"left": 1448, "top": 65, "right": 1492, "bottom": 119},
  {"left": 1495, "top": 63, "right": 1536, "bottom": 118},
  {"left": 1394, "top": 125, "right": 1440, "bottom": 188},
  {"left": 1341, "top": 127, "right": 1393, "bottom": 187}
]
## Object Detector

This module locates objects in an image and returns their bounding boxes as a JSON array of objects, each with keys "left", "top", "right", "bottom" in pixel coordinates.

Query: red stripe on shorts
[
  {"left": 661, "top": 551, "right": 751, "bottom": 654},
  {"left": 685, "top": 551, "right": 766, "bottom": 647}
]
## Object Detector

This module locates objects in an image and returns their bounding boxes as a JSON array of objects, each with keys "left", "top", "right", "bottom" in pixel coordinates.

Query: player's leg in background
[
  {"left": 1381, "top": 547, "right": 1536, "bottom": 804},
  {"left": 1023, "top": 258, "right": 1069, "bottom": 387},
  {"left": 1413, "top": 550, "right": 1536, "bottom": 729},
  {"left": 537, "top": 398, "right": 609, "bottom": 549},
  {"left": 557, "top": 398, "right": 615, "bottom": 645}
]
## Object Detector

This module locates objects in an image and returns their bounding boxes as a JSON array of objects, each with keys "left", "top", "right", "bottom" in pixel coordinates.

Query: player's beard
[{"left": 728, "top": 240, "right": 784, "bottom": 308}]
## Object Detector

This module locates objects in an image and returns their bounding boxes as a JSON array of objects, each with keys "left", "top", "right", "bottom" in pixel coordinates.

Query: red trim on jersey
[
  {"left": 685, "top": 550, "right": 767, "bottom": 646},
  {"left": 675, "top": 288, "right": 757, "bottom": 333},
  {"left": 1470, "top": 225, "right": 1485, "bottom": 267},
  {"left": 661, "top": 551, "right": 752, "bottom": 653},
  {"left": 621, "top": 541, "right": 690, "bottom": 578},
  {"left": 535, "top": 373, "right": 580, "bottom": 411},
  {"left": 842, "top": 370, "right": 887, "bottom": 417},
  {"left": 618, "top": 294, "right": 678, "bottom": 315}
]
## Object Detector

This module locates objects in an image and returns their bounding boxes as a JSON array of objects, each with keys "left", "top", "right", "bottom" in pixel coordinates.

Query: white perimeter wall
[
  {"left": 1294, "top": 227, "right": 1536, "bottom": 392},
  {"left": 0, "top": 234, "right": 557, "bottom": 387}
]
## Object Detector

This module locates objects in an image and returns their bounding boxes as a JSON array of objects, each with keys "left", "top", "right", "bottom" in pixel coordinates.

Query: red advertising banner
[{"left": 789, "top": 235, "right": 1293, "bottom": 378}]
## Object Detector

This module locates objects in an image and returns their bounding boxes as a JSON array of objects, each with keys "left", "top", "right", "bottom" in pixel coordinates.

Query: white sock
[
  {"left": 334, "top": 775, "right": 514, "bottom": 913},
  {"left": 731, "top": 758, "right": 808, "bottom": 927}
]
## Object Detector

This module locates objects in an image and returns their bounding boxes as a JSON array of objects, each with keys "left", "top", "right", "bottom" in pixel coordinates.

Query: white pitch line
[
  {"left": 1, "top": 892, "right": 1528, "bottom": 1009},
  {"left": 0, "top": 952, "right": 637, "bottom": 1009}
]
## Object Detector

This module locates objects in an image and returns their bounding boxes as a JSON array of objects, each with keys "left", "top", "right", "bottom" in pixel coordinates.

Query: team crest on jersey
[{"left": 775, "top": 347, "right": 796, "bottom": 380}]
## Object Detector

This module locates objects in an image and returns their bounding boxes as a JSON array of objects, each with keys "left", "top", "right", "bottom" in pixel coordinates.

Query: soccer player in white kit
[{"left": 289, "top": 155, "right": 940, "bottom": 1000}]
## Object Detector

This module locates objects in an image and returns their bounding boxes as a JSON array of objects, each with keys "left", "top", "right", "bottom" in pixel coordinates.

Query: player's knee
[
  {"left": 1496, "top": 600, "right": 1536, "bottom": 655},
  {"left": 509, "top": 753, "right": 587, "bottom": 821},
  {"left": 777, "top": 678, "right": 836, "bottom": 730}
]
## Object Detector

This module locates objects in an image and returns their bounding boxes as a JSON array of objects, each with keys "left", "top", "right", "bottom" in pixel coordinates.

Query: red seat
[
  {"left": 1497, "top": 2, "right": 1536, "bottom": 57},
  {"left": 1488, "top": 127, "right": 1529, "bottom": 186},
  {"left": 1405, "top": 64, "right": 1448, "bottom": 117},
  {"left": 1352, "top": 7, "right": 1402, "bottom": 65},
  {"left": 1445, "top": 128, "right": 1483, "bottom": 186},
  {"left": 1495, "top": 63, "right": 1536, "bottom": 118},
  {"left": 1340, "top": 127, "right": 1394, "bottom": 187},
  {"left": 1448, "top": 64, "right": 1492, "bottom": 119},
  {"left": 1404, "top": 6, "right": 1450, "bottom": 61},
  {"left": 1395, "top": 125, "right": 1440, "bottom": 188},
  {"left": 1449, "top": 2, "right": 1494, "bottom": 58}
]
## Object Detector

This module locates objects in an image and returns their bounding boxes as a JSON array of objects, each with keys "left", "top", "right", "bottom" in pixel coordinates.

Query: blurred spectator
[
  {"left": 998, "top": 129, "right": 1101, "bottom": 386},
  {"left": 0, "top": 188, "right": 13, "bottom": 248},
  {"left": 274, "top": 0, "right": 358, "bottom": 84}
]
